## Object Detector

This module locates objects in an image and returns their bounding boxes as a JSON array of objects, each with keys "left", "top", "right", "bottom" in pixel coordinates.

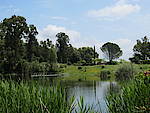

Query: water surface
[{"left": 63, "top": 81, "right": 118, "bottom": 113}]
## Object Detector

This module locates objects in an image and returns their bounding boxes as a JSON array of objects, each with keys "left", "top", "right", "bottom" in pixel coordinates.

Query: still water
[{"left": 63, "top": 81, "right": 118, "bottom": 113}]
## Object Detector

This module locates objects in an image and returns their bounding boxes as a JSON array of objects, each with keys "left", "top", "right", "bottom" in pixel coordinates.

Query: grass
[
  {"left": 0, "top": 80, "right": 72, "bottom": 113},
  {"left": 59, "top": 63, "right": 150, "bottom": 81},
  {"left": 59, "top": 65, "right": 119, "bottom": 81},
  {"left": 0, "top": 79, "right": 101, "bottom": 113}
]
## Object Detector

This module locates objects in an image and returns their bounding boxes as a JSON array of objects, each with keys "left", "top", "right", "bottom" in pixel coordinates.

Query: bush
[
  {"left": 78, "top": 66, "right": 82, "bottom": 70},
  {"left": 59, "top": 64, "right": 67, "bottom": 68},
  {"left": 106, "top": 61, "right": 118, "bottom": 65},
  {"left": 115, "top": 63, "right": 136, "bottom": 81},
  {"left": 100, "top": 70, "right": 111, "bottom": 80},
  {"left": 101, "top": 65, "right": 105, "bottom": 69}
]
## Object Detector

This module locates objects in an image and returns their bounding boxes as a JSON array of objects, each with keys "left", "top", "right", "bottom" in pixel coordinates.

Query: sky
[{"left": 0, "top": 0, "right": 150, "bottom": 60}]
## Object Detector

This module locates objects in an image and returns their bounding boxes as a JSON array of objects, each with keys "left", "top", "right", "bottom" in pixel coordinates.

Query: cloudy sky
[{"left": 0, "top": 0, "right": 150, "bottom": 60}]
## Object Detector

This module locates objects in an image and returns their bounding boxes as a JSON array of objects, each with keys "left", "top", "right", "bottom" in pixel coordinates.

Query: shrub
[
  {"left": 100, "top": 70, "right": 111, "bottom": 80},
  {"left": 115, "top": 63, "right": 136, "bottom": 81},
  {"left": 101, "top": 66, "right": 105, "bottom": 69},
  {"left": 78, "top": 66, "right": 82, "bottom": 70},
  {"left": 59, "top": 64, "right": 67, "bottom": 68}
]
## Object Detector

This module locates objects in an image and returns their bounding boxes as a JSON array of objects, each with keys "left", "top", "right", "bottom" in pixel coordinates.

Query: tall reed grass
[
  {"left": 107, "top": 75, "right": 150, "bottom": 113},
  {"left": 0, "top": 80, "right": 99, "bottom": 113}
]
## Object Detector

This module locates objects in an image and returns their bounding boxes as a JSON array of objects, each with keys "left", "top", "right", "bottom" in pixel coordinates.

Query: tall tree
[
  {"left": 129, "top": 36, "right": 150, "bottom": 63},
  {"left": 56, "top": 32, "right": 69, "bottom": 63},
  {"left": 26, "top": 25, "right": 39, "bottom": 62},
  {"left": 0, "top": 15, "right": 28, "bottom": 73},
  {"left": 101, "top": 42, "right": 122, "bottom": 63},
  {"left": 133, "top": 36, "right": 150, "bottom": 60},
  {"left": 67, "top": 44, "right": 81, "bottom": 64},
  {"left": 78, "top": 47, "right": 99, "bottom": 64}
]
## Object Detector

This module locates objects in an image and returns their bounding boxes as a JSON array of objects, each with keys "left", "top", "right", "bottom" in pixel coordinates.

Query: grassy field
[
  {"left": 59, "top": 64, "right": 150, "bottom": 81},
  {"left": 59, "top": 65, "right": 117, "bottom": 81}
]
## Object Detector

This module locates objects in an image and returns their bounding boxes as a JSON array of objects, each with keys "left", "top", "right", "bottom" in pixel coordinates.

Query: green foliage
[
  {"left": 67, "top": 44, "right": 81, "bottom": 64},
  {"left": 0, "top": 80, "right": 101, "bottom": 113},
  {"left": 78, "top": 47, "right": 99, "bottom": 65},
  {"left": 0, "top": 15, "right": 28, "bottom": 73},
  {"left": 56, "top": 32, "right": 70, "bottom": 63},
  {"left": 115, "top": 63, "right": 137, "bottom": 81},
  {"left": 0, "top": 80, "right": 73, "bottom": 113},
  {"left": 101, "top": 42, "right": 122, "bottom": 63},
  {"left": 141, "top": 60, "right": 150, "bottom": 64},
  {"left": 107, "top": 76, "right": 150, "bottom": 113},
  {"left": 100, "top": 70, "right": 111, "bottom": 80},
  {"left": 0, "top": 15, "right": 58, "bottom": 75},
  {"left": 130, "top": 36, "right": 150, "bottom": 64}
]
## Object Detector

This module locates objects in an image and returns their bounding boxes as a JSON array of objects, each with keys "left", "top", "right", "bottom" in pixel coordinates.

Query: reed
[
  {"left": 107, "top": 75, "right": 150, "bottom": 113},
  {"left": 0, "top": 80, "right": 99, "bottom": 113}
]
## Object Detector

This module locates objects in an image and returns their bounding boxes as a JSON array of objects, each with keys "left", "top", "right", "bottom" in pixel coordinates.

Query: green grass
[
  {"left": 0, "top": 80, "right": 101, "bottom": 113},
  {"left": 59, "top": 65, "right": 119, "bottom": 81},
  {"left": 59, "top": 64, "right": 150, "bottom": 81},
  {"left": 0, "top": 80, "right": 73, "bottom": 113}
]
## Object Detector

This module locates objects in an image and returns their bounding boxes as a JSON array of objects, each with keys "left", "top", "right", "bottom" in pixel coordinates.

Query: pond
[{"left": 62, "top": 81, "right": 118, "bottom": 113}]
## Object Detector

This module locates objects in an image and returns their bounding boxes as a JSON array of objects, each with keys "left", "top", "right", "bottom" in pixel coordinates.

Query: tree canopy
[
  {"left": 129, "top": 36, "right": 150, "bottom": 63},
  {"left": 101, "top": 42, "right": 122, "bottom": 63}
]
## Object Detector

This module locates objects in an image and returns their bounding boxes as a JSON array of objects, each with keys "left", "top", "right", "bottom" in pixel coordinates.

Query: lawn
[
  {"left": 59, "top": 64, "right": 150, "bottom": 81},
  {"left": 59, "top": 65, "right": 119, "bottom": 81}
]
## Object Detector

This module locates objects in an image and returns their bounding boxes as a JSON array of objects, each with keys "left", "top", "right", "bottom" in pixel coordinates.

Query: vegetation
[
  {"left": 1, "top": 14, "right": 150, "bottom": 113},
  {"left": 101, "top": 42, "right": 122, "bottom": 64},
  {"left": 100, "top": 70, "right": 111, "bottom": 80},
  {"left": 115, "top": 63, "right": 137, "bottom": 81},
  {"left": 129, "top": 36, "right": 150, "bottom": 64},
  {"left": 0, "top": 80, "right": 101, "bottom": 113},
  {"left": 60, "top": 65, "right": 121, "bottom": 81},
  {"left": 107, "top": 75, "right": 150, "bottom": 113}
]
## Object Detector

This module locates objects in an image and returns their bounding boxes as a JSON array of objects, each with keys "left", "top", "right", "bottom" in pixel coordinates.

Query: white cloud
[
  {"left": 88, "top": 0, "right": 141, "bottom": 20},
  {"left": 38, "top": 25, "right": 135, "bottom": 60},
  {"left": 37, "top": 25, "right": 81, "bottom": 44}
]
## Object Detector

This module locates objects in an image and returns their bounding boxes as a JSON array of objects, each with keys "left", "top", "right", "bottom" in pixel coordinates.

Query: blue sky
[{"left": 0, "top": 0, "right": 150, "bottom": 60}]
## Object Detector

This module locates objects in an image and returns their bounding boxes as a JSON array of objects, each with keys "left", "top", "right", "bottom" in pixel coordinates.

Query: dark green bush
[
  {"left": 115, "top": 63, "right": 136, "bottom": 81},
  {"left": 100, "top": 70, "right": 111, "bottom": 80}
]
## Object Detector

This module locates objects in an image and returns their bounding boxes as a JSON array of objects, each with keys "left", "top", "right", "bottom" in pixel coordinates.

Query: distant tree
[
  {"left": 0, "top": 15, "right": 28, "bottom": 73},
  {"left": 129, "top": 36, "right": 150, "bottom": 63},
  {"left": 101, "top": 42, "right": 122, "bottom": 63},
  {"left": 78, "top": 47, "right": 99, "bottom": 64},
  {"left": 56, "top": 32, "right": 69, "bottom": 63},
  {"left": 26, "top": 25, "right": 39, "bottom": 62},
  {"left": 133, "top": 36, "right": 150, "bottom": 60},
  {"left": 67, "top": 44, "right": 81, "bottom": 64}
]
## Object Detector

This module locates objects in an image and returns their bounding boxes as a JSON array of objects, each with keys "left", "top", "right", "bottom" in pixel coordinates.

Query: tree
[
  {"left": 56, "top": 32, "right": 69, "bottom": 63},
  {"left": 101, "top": 42, "right": 122, "bottom": 63},
  {"left": 133, "top": 36, "right": 150, "bottom": 60},
  {"left": 26, "top": 25, "right": 39, "bottom": 62},
  {"left": 78, "top": 47, "right": 99, "bottom": 64},
  {"left": 0, "top": 15, "right": 28, "bottom": 73},
  {"left": 67, "top": 44, "right": 81, "bottom": 64},
  {"left": 129, "top": 36, "right": 150, "bottom": 63}
]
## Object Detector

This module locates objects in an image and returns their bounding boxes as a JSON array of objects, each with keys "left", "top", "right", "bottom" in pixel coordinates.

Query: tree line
[
  {"left": 0, "top": 15, "right": 101, "bottom": 76},
  {"left": 6, "top": 15, "right": 150, "bottom": 77}
]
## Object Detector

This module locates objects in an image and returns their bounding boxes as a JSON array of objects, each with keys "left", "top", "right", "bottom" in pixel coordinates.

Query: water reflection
[{"left": 63, "top": 81, "right": 118, "bottom": 113}]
